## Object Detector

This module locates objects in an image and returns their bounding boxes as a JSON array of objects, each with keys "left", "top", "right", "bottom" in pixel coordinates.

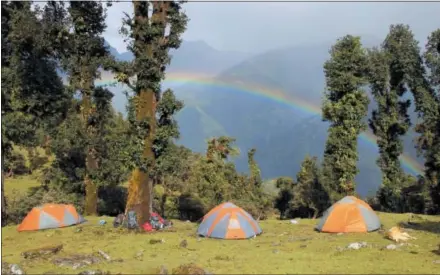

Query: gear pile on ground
[{"left": 112, "top": 212, "right": 172, "bottom": 232}]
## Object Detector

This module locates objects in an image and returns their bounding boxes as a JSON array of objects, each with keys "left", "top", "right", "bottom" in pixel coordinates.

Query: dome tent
[
  {"left": 316, "top": 196, "right": 381, "bottom": 233},
  {"left": 197, "top": 202, "right": 262, "bottom": 239},
  {"left": 18, "top": 204, "right": 86, "bottom": 232}
]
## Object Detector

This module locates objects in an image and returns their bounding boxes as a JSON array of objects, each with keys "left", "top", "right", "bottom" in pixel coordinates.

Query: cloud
[{"left": 104, "top": 2, "right": 440, "bottom": 53}]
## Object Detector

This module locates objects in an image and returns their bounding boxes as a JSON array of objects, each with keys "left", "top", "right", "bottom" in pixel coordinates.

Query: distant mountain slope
[{"left": 170, "top": 40, "right": 424, "bottom": 197}]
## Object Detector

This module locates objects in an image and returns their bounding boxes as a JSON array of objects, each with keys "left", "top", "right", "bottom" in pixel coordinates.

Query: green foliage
[
  {"left": 26, "top": 148, "right": 50, "bottom": 174},
  {"left": 1, "top": 2, "right": 70, "bottom": 225},
  {"left": 275, "top": 157, "right": 331, "bottom": 219},
  {"left": 422, "top": 29, "right": 440, "bottom": 200},
  {"left": 44, "top": 103, "right": 133, "bottom": 197},
  {"left": 1, "top": 1, "right": 70, "bottom": 155},
  {"left": 248, "top": 148, "right": 262, "bottom": 186},
  {"left": 274, "top": 177, "right": 295, "bottom": 219},
  {"left": 366, "top": 46, "right": 411, "bottom": 190},
  {"left": 321, "top": 35, "right": 370, "bottom": 197},
  {"left": 290, "top": 156, "right": 331, "bottom": 218},
  {"left": 118, "top": 1, "right": 188, "bottom": 96},
  {"left": 371, "top": 174, "right": 436, "bottom": 214},
  {"left": 3, "top": 150, "right": 29, "bottom": 176}
]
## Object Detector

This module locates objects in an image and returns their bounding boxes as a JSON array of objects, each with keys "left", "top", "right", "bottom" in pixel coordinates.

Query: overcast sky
[{"left": 104, "top": 1, "right": 440, "bottom": 54}]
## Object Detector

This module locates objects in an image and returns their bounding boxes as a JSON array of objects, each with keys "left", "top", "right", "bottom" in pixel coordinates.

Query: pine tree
[
  {"left": 366, "top": 47, "right": 411, "bottom": 210},
  {"left": 321, "top": 35, "right": 370, "bottom": 199},
  {"left": 61, "top": 1, "right": 114, "bottom": 215},
  {"left": 111, "top": 1, "right": 188, "bottom": 225}
]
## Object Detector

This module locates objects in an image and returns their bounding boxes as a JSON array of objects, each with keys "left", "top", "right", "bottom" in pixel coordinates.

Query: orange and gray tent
[
  {"left": 18, "top": 203, "right": 86, "bottom": 232},
  {"left": 197, "top": 202, "right": 262, "bottom": 239},
  {"left": 315, "top": 196, "right": 381, "bottom": 233}
]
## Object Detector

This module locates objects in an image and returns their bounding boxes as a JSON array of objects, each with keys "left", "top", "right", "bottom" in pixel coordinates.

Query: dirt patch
[
  {"left": 171, "top": 263, "right": 211, "bottom": 275},
  {"left": 52, "top": 254, "right": 101, "bottom": 270},
  {"left": 21, "top": 244, "right": 63, "bottom": 259}
]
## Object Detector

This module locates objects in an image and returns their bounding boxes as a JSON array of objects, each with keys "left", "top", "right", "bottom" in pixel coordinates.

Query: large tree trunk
[
  {"left": 125, "top": 1, "right": 169, "bottom": 227},
  {"left": 84, "top": 150, "right": 99, "bottom": 216},
  {"left": 82, "top": 90, "right": 99, "bottom": 216},
  {"left": 125, "top": 89, "right": 156, "bottom": 225}
]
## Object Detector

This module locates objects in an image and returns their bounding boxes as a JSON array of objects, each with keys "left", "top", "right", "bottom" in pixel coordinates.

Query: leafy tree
[
  {"left": 207, "top": 136, "right": 240, "bottom": 162},
  {"left": 152, "top": 89, "right": 185, "bottom": 217},
  {"left": 59, "top": 1, "right": 114, "bottom": 215},
  {"left": 1, "top": 1, "right": 70, "bottom": 226},
  {"left": 274, "top": 177, "right": 295, "bottom": 219},
  {"left": 366, "top": 47, "right": 411, "bottom": 211},
  {"left": 111, "top": 1, "right": 188, "bottom": 225},
  {"left": 290, "top": 156, "right": 330, "bottom": 219},
  {"left": 248, "top": 148, "right": 262, "bottom": 187},
  {"left": 321, "top": 35, "right": 370, "bottom": 199},
  {"left": 44, "top": 100, "right": 134, "bottom": 213},
  {"left": 423, "top": 29, "right": 440, "bottom": 212},
  {"left": 380, "top": 25, "right": 440, "bottom": 213}
]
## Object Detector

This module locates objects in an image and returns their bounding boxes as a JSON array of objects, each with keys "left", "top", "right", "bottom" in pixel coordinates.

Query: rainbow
[{"left": 95, "top": 71, "right": 425, "bottom": 176}]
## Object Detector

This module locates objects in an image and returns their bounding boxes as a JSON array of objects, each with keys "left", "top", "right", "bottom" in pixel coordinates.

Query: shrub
[
  {"left": 177, "top": 193, "right": 207, "bottom": 222},
  {"left": 97, "top": 185, "right": 128, "bottom": 216},
  {"left": 4, "top": 150, "right": 29, "bottom": 175}
]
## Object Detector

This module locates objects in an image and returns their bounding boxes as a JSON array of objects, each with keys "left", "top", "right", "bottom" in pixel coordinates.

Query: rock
[
  {"left": 290, "top": 220, "right": 299, "bottom": 224},
  {"left": 10, "top": 264, "right": 25, "bottom": 275},
  {"left": 386, "top": 244, "right": 398, "bottom": 250},
  {"left": 156, "top": 265, "right": 169, "bottom": 275},
  {"left": 52, "top": 254, "right": 101, "bottom": 270},
  {"left": 150, "top": 239, "right": 165, "bottom": 244},
  {"left": 347, "top": 242, "right": 367, "bottom": 250},
  {"left": 171, "top": 263, "right": 210, "bottom": 275},
  {"left": 2, "top": 262, "right": 10, "bottom": 274},
  {"left": 22, "top": 244, "right": 63, "bottom": 259},
  {"left": 135, "top": 250, "right": 144, "bottom": 260},
  {"left": 180, "top": 240, "right": 188, "bottom": 248},
  {"left": 97, "top": 250, "right": 111, "bottom": 261}
]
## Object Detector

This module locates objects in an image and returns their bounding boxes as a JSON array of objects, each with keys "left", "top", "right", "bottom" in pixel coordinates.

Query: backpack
[
  {"left": 113, "top": 214, "right": 125, "bottom": 228},
  {"left": 125, "top": 211, "right": 139, "bottom": 229}
]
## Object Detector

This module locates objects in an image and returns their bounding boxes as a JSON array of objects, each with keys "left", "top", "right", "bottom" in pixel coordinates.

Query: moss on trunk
[
  {"left": 81, "top": 89, "right": 99, "bottom": 216},
  {"left": 126, "top": 89, "right": 157, "bottom": 225}
]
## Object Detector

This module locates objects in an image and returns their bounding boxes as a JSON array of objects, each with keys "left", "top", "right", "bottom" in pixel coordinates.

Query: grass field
[{"left": 2, "top": 177, "right": 440, "bottom": 274}]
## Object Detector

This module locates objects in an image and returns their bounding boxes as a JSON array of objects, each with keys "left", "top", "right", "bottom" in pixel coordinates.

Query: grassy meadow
[{"left": 2, "top": 177, "right": 440, "bottom": 274}]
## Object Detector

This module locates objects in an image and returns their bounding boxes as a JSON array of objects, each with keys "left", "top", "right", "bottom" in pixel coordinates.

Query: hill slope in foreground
[
  {"left": 2, "top": 179, "right": 440, "bottom": 274},
  {"left": 2, "top": 214, "right": 440, "bottom": 274}
]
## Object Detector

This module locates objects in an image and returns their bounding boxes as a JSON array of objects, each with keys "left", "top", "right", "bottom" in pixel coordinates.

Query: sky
[{"left": 104, "top": 1, "right": 440, "bottom": 54}]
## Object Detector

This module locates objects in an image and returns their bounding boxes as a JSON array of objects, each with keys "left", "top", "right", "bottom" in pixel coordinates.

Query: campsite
[
  {"left": 2, "top": 1, "right": 440, "bottom": 274},
  {"left": 2, "top": 203, "right": 440, "bottom": 274},
  {"left": 2, "top": 177, "right": 440, "bottom": 274}
]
